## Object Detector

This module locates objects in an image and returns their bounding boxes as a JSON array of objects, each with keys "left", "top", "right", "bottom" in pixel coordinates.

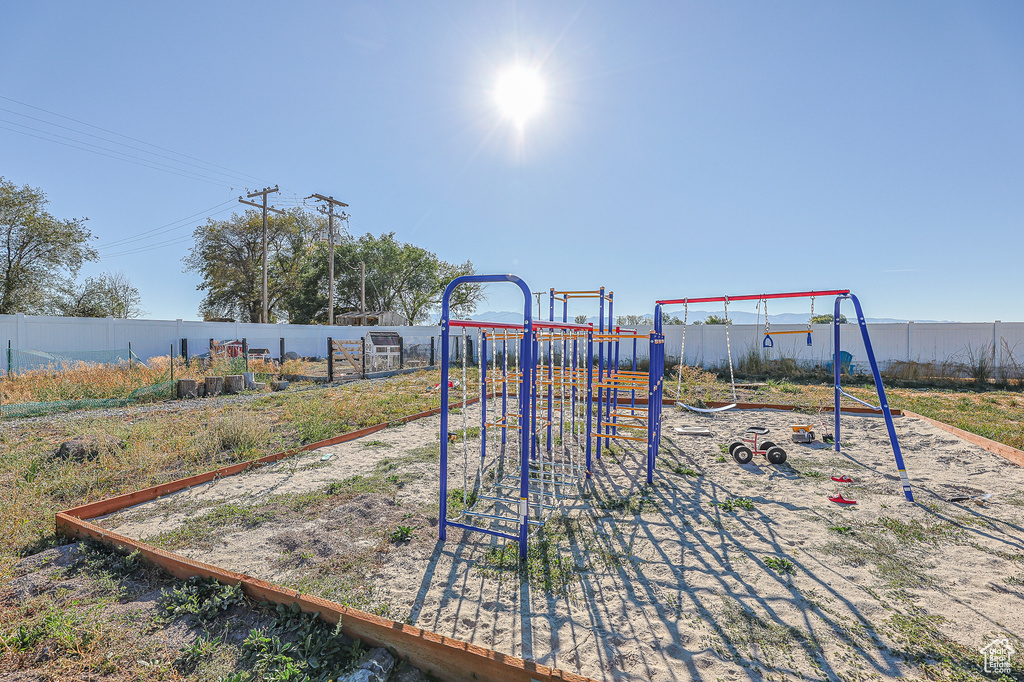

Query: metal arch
[{"left": 439, "top": 274, "right": 534, "bottom": 559}]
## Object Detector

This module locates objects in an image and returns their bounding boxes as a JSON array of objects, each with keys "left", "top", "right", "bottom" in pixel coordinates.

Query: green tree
[
  {"left": 810, "top": 313, "right": 848, "bottom": 324},
  {"left": 0, "top": 177, "right": 96, "bottom": 314},
  {"left": 184, "top": 209, "right": 324, "bottom": 322},
  {"left": 574, "top": 314, "right": 588, "bottom": 325},
  {"left": 703, "top": 314, "right": 731, "bottom": 325},
  {"left": 58, "top": 271, "right": 144, "bottom": 318},
  {"left": 284, "top": 232, "right": 481, "bottom": 325}
]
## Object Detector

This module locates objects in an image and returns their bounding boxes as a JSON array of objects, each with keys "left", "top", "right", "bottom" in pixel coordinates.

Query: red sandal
[
  {"left": 829, "top": 494, "right": 857, "bottom": 505},
  {"left": 830, "top": 475, "right": 853, "bottom": 483}
]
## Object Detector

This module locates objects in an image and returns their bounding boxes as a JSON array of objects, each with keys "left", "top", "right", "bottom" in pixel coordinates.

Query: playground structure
[
  {"left": 439, "top": 280, "right": 916, "bottom": 560},
  {"left": 439, "top": 278, "right": 660, "bottom": 559},
  {"left": 654, "top": 289, "right": 914, "bottom": 502}
]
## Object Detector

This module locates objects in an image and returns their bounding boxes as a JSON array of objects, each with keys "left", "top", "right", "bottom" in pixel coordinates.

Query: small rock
[
  {"left": 271, "top": 380, "right": 289, "bottom": 391},
  {"left": 391, "top": 663, "right": 429, "bottom": 682},
  {"left": 253, "top": 382, "right": 267, "bottom": 391},
  {"left": 336, "top": 647, "right": 395, "bottom": 682},
  {"left": 53, "top": 435, "right": 123, "bottom": 462},
  {"left": 285, "top": 351, "right": 300, "bottom": 360}
]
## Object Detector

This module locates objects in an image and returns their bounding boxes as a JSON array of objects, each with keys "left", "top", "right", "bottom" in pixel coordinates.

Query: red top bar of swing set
[
  {"left": 656, "top": 289, "right": 850, "bottom": 306},
  {"left": 448, "top": 319, "right": 594, "bottom": 331}
]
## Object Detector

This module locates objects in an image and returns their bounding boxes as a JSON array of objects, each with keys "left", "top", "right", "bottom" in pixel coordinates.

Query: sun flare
[{"left": 494, "top": 65, "right": 545, "bottom": 127}]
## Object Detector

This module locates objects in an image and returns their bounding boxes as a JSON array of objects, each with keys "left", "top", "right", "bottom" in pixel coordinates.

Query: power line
[
  {"left": 101, "top": 235, "right": 196, "bottom": 258},
  {"left": 0, "top": 107, "right": 259, "bottom": 187},
  {"left": 99, "top": 199, "right": 237, "bottom": 249},
  {"left": 0, "top": 95, "right": 271, "bottom": 186},
  {"left": 0, "top": 123, "right": 236, "bottom": 188}
]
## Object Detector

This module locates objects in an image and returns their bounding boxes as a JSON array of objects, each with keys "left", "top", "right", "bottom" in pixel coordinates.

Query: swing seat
[{"left": 682, "top": 403, "right": 737, "bottom": 414}]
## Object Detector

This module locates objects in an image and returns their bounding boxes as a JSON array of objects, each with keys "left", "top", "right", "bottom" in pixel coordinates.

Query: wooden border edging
[
  {"left": 56, "top": 395, "right": 599, "bottom": 682},
  {"left": 903, "top": 410, "right": 1024, "bottom": 467},
  {"left": 56, "top": 515, "right": 593, "bottom": 682}
]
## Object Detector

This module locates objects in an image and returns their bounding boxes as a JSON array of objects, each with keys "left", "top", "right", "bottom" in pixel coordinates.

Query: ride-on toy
[{"left": 729, "top": 427, "right": 788, "bottom": 465}]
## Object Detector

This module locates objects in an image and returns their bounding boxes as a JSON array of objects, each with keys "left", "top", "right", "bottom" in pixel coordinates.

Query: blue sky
[{"left": 2, "top": 1, "right": 1022, "bottom": 323}]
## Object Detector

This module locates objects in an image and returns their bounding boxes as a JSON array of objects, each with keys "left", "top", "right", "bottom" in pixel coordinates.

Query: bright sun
[{"left": 494, "top": 65, "right": 545, "bottom": 127}]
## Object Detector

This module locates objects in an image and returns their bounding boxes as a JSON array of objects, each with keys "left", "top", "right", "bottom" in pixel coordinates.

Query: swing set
[
  {"left": 759, "top": 295, "right": 816, "bottom": 348},
  {"left": 654, "top": 289, "right": 914, "bottom": 502},
  {"left": 436, "top": 278, "right": 914, "bottom": 561}
]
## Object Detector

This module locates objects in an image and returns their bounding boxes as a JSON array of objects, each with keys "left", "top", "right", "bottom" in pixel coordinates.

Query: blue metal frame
[
  {"left": 652, "top": 294, "right": 912, "bottom": 502},
  {"left": 439, "top": 274, "right": 533, "bottom": 560},
  {"left": 833, "top": 293, "right": 913, "bottom": 502}
]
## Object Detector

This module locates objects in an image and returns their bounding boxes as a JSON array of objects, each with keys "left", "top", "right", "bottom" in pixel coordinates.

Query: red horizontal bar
[
  {"left": 448, "top": 319, "right": 524, "bottom": 329},
  {"left": 534, "top": 321, "right": 593, "bottom": 331},
  {"left": 657, "top": 289, "right": 850, "bottom": 306}
]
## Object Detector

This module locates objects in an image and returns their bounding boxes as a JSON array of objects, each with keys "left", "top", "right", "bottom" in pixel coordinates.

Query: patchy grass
[
  {"left": 884, "top": 608, "right": 1024, "bottom": 681},
  {"left": 479, "top": 521, "right": 586, "bottom": 598},
  {"left": 716, "top": 598, "right": 819, "bottom": 668},
  {"left": 0, "top": 370, "right": 452, "bottom": 579},
  {"left": 715, "top": 497, "right": 755, "bottom": 512},
  {"left": 670, "top": 464, "right": 700, "bottom": 477}
]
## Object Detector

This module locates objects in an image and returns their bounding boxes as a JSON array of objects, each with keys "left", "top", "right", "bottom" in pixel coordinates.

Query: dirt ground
[{"left": 96, "top": 403, "right": 1024, "bottom": 681}]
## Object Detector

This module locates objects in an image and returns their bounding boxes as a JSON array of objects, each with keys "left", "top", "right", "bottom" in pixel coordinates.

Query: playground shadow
[{"left": 405, "top": 406, "right": 1024, "bottom": 681}]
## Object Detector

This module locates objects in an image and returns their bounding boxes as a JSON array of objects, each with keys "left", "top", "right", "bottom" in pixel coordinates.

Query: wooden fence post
[{"left": 327, "top": 337, "right": 334, "bottom": 383}]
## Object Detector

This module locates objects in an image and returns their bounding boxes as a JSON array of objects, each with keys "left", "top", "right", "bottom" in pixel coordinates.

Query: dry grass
[
  {"left": 0, "top": 355, "right": 282, "bottom": 405},
  {"left": 0, "top": 369, "right": 466, "bottom": 581}
]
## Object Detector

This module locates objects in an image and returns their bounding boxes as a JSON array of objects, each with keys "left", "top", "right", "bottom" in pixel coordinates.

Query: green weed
[
  {"left": 763, "top": 556, "right": 796, "bottom": 574},
  {"left": 715, "top": 498, "right": 755, "bottom": 512}
]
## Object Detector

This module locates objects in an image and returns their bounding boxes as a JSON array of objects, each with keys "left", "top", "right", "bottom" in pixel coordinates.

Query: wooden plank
[
  {"left": 903, "top": 410, "right": 1024, "bottom": 467},
  {"left": 55, "top": 515, "right": 597, "bottom": 682}
]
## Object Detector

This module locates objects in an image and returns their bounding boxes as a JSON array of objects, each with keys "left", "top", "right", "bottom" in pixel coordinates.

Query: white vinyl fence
[{"left": 0, "top": 314, "right": 1022, "bottom": 375}]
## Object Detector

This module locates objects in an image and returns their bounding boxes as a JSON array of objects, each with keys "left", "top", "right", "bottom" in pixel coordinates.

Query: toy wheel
[
  {"left": 809, "top": 431, "right": 815, "bottom": 440},
  {"left": 728, "top": 441, "right": 743, "bottom": 456},
  {"left": 732, "top": 446, "right": 753, "bottom": 465},
  {"left": 766, "top": 447, "right": 787, "bottom": 465},
  {"left": 760, "top": 441, "right": 776, "bottom": 452}
]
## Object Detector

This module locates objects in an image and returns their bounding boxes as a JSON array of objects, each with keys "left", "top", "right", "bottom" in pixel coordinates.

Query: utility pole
[
  {"left": 534, "top": 292, "right": 544, "bottom": 318},
  {"left": 306, "top": 194, "right": 349, "bottom": 326},
  {"left": 359, "top": 261, "right": 366, "bottom": 326},
  {"left": 239, "top": 186, "right": 284, "bottom": 323}
]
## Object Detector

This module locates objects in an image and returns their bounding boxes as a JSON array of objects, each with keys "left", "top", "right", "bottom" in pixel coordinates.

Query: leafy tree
[
  {"left": 58, "top": 271, "right": 144, "bottom": 318},
  {"left": 617, "top": 314, "right": 644, "bottom": 327},
  {"left": 0, "top": 177, "right": 96, "bottom": 314},
  {"left": 184, "top": 209, "right": 324, "bottom": 322},
  {"left": 284, "top": 232, "right": 481, "bottom": 325},
  {"left": 810, "top": 313, "right": 848, "bottom": 324},
  {"left": 703, "top": 314, "right": 731, "bottom": 325},
  {"left": 574, "top": 314, "right": 588, "bottom": 325}
]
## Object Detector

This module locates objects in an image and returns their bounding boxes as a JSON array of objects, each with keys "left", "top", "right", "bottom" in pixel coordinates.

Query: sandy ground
[{"left": 98, "top": 401, "right": 1024, "bottom": 681}]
